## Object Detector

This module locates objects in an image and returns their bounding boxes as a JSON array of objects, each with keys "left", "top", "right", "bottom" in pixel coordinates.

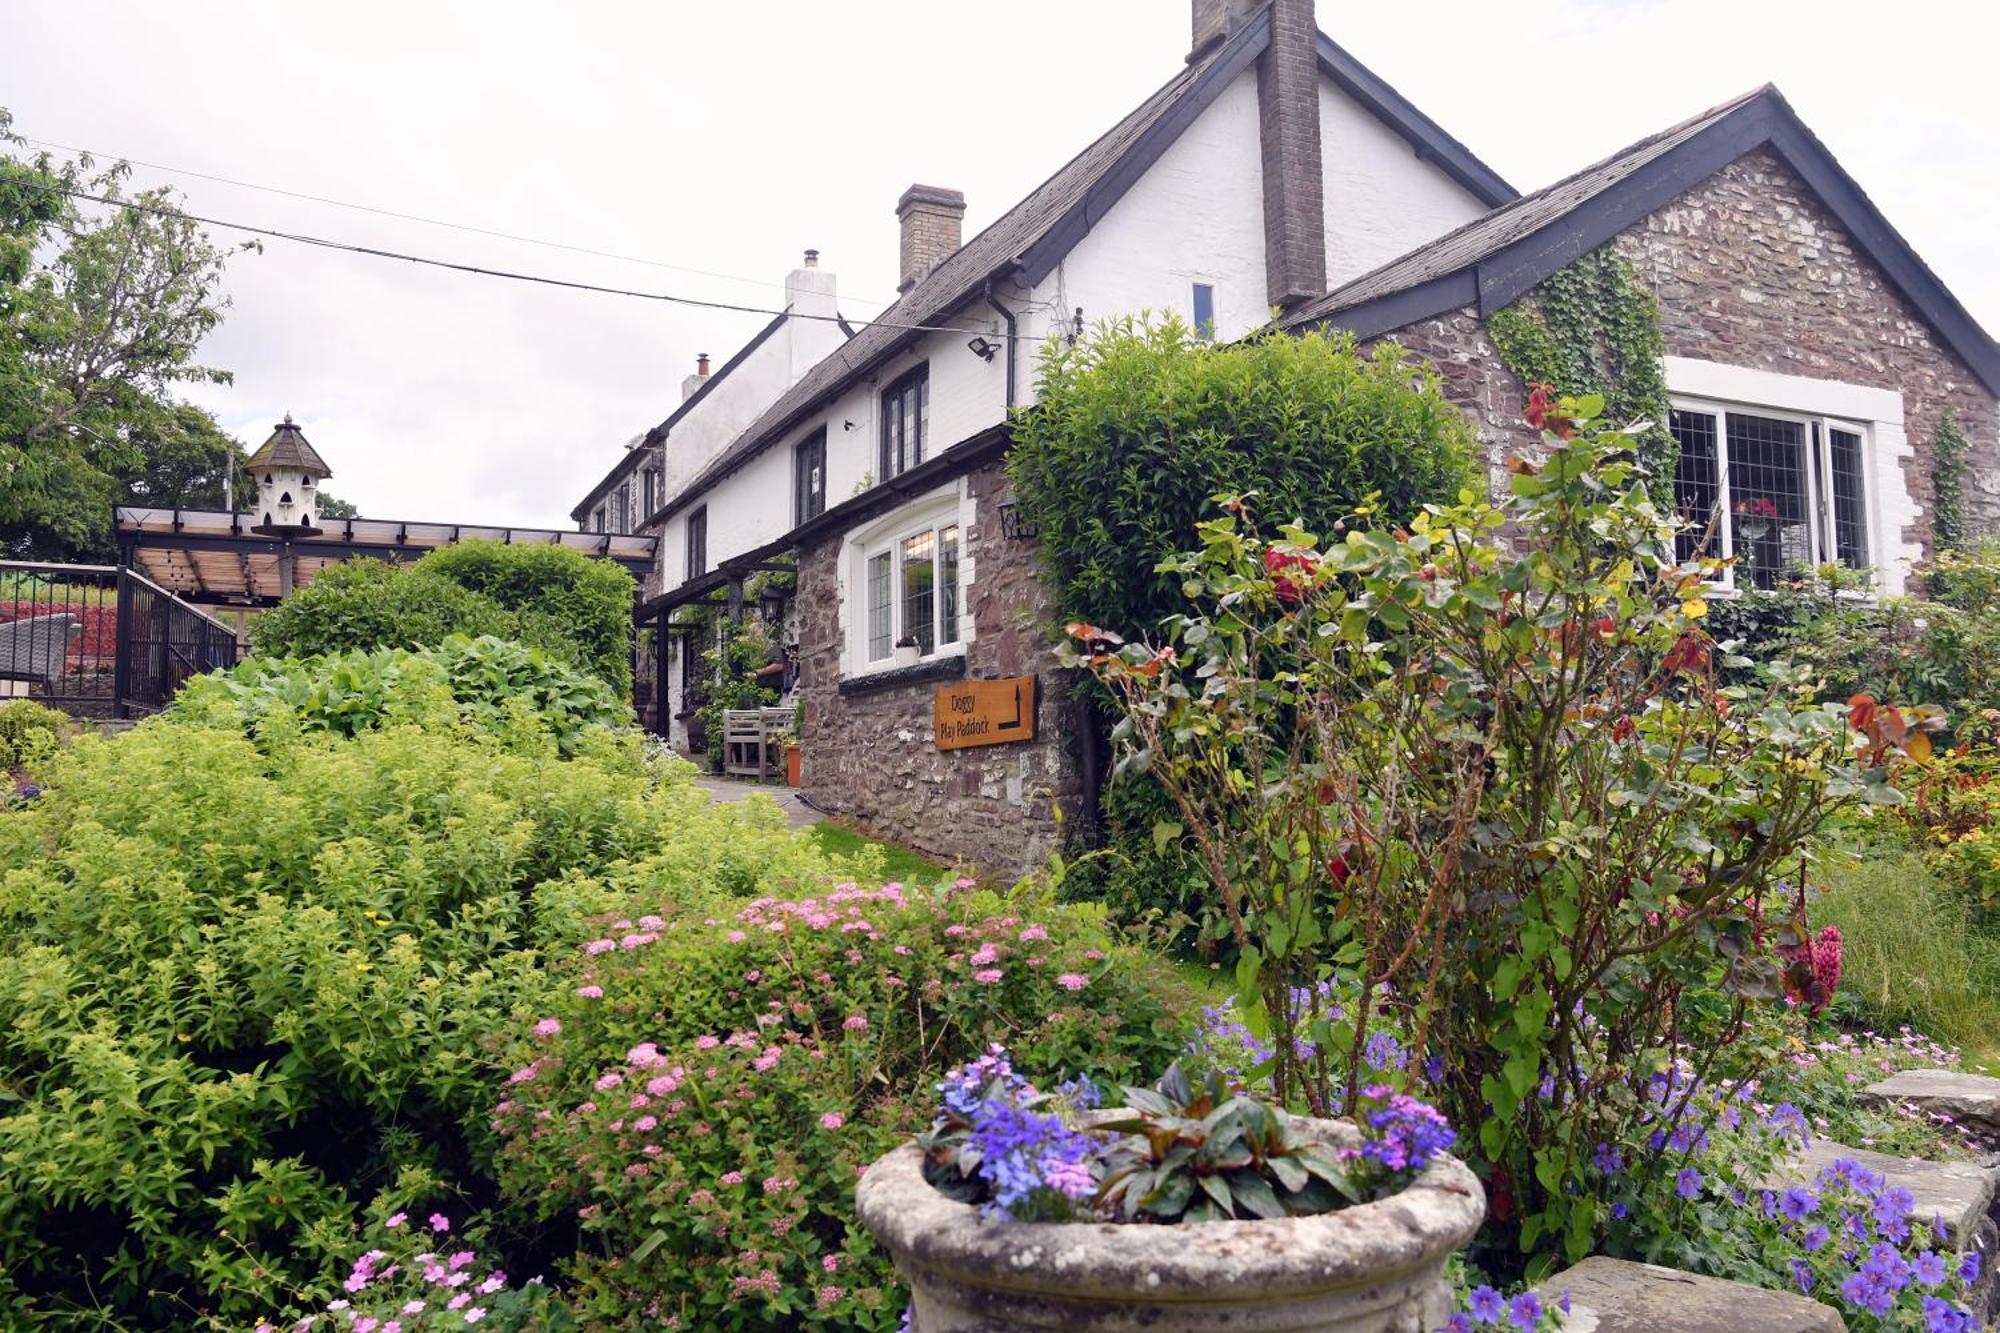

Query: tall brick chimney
[
  {"left": 1255, "top": 0, "right": 1325, "bottom": 310},
  {"left": 895, "top": 185, "right": 966, "bottom": 294}
]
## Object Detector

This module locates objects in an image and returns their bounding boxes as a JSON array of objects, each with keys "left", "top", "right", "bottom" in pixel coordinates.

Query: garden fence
[{"left": 0, "top": 561, "right": 240, "bottom": 718}]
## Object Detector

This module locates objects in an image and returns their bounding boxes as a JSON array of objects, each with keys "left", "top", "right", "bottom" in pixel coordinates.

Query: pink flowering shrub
[
  {"left": 492, "top": 882, "right": 1190, "bottom": 1330},
  {"left": 249, "top": 1214, "right": 576, "bottom": 1332}
]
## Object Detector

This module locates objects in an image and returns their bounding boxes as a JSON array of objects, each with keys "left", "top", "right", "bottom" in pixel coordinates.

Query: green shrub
[
  {"left": 0, "top": 699, "right": 63, "bottom": 769},
  {"left": 0, "top": 707, "right": 850, "bottom": 1327},
  {"left": 175, "top": 635, "right": 627, "bottom": 756},
  {"left": 1010, "top": 318, "right": 1476, "bottom": 637},
  {"left": 249, "top": 559, "right": 534, "bottom": 657},
  {"left": 246, "top": 543, "right": 638, "bottom": 698},
  {"left": 415, "top": 540, "right": 637, "bottom": 699},
  {"left": 493, "top": 882, "right": 1192, "bottom": 1330}
]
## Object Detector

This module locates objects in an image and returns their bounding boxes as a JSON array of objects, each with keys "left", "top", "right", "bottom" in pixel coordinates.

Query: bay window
[{"left": 1670, "top": 401, "right": 1871, "bottom": 589}]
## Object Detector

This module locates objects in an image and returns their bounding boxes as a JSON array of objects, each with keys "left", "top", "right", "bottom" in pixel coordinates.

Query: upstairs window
[
  {"left": 642, "top": 467, "right": 658, "bottom": 518},
  {"left": 880, "top": 366, "right": 929, "bottom": 481},
  {"left": 592, "top": 505, "right": 607, "bottom": 534},
  {"left": 1192, "top": 283, "right": 1216, "bottom": 340},
  {"left": 1670, "top": 402, "right": 1870, "bottom": 589},
  {"left": 795, "top": 428, "right": 827, "bottom": 524},
  {"left": 614, "top": 482, "right": 631, "bottom": 533},
  {"left": 686, "top": 506, "right": 708, "bottom": 578}
]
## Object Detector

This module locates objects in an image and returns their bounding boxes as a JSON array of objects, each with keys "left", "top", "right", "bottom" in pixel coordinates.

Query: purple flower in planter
[
  {"left": 1505, "top": 1291, "right": 1543, "bottom": 1331},
  {"left": 1358, "top": 1089, "right": 1454, "bottom": 1173},
  {"left": 1674, "top": 1168, "right": 1702, "bottom": 1200},
  {"left": 1779, "top": 1188, "right": 1818, "bottom": 1223},
  {"left": 1466, "top": 1285, "right": 1504, "bottom": 1321}
]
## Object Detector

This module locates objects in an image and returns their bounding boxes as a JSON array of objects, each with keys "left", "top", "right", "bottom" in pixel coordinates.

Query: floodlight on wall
[{"left": 966, "top": 335, "right": 998, "bottom": 363}]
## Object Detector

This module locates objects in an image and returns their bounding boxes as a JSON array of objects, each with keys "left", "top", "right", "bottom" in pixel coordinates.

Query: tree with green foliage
[
  {"left": 0, "top": 112, "right": 254, "bottom": 559},
  {"left": 1008, "top": 317, "right": 1478, "bottom": 638}
]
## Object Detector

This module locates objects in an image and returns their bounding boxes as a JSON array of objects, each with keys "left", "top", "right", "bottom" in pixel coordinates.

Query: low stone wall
[{"left": 794, "top": 460, "right": 1080, "bottom": 880}]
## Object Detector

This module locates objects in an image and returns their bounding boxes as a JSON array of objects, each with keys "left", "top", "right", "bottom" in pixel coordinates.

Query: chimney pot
[
  {"left": 803, "top": 248, "right": 819, "bottom": 268},
  {"left": 697, "top": 353, "right": 711, "bottom": 376},
  {"left": 895, "top": 184, "right": 966, "bottom": 294}
]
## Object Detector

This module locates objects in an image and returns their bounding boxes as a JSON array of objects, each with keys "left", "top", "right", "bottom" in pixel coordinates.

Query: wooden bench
[
  {"left": 722, "top": 706, "right": 796, "bottom": 781},
  {"left": 0, "top": 614, "right": 80, "bottom": 693}
]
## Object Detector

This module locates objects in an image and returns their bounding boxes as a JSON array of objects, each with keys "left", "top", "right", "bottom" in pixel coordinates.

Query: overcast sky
[{"left": 7, "top": 0, "right": 1994, "bottom": 528}]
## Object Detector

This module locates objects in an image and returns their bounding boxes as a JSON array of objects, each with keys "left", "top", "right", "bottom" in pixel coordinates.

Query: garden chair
[{"left": 0, "top": 613, "right": 80, "bottom": 692}]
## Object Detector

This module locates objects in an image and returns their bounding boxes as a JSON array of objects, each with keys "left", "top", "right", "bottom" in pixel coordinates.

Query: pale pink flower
[
  {"left": 720, "top": 1170, "right": 746, "bottom": 1185},
  {"left": 1056, "top": 973, "right": 1089, "bottom": 991},
  {"left": 533, "top": 1018, "right": 561, "bottom": 1039},
  {"left": 820, "top": 1112, "right": 845, "bottom": 1129},
  {"left": 575, "top": 984, "right": 604, "bottom": 999},
  {"left": 842, "top": 1015, "right": 869, "bottom": 1031},
  {"left": 973, "top": 968, "right": 1003, "bottom": 984}
]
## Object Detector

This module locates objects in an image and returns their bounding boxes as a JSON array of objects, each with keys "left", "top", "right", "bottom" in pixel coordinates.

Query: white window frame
[
  {"left": 1663, "top": 358, "right": 1921, "bottom": 597},
  {"left": 1670, "top": 396, "right": 1874, "bottom": 591},
  {"left": 840, "top": 487, "right": 974, "bottom": 679}
]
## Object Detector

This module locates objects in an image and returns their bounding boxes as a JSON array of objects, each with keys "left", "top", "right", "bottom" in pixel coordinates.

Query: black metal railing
[
  {"left": 0, "top": 561, "right": 120, "bottom": 714},
  {"left": 0, "top": 561, "right": 240, "bottom": 718},
  {"left": 113, "top": 568, "right": 241, "bottom": 716}
]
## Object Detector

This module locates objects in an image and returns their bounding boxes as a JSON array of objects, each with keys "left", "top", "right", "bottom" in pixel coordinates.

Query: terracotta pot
[
  {"left": 785, "top": 743, "right": 802, "bottom": 787},
  {"left": 857, "top": 1114, "right": 1484, "bottom": 1332}
]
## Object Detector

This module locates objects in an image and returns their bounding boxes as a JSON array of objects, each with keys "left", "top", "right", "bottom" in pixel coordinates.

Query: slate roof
[
  {"left": 246, "top": 417, "right": 331, "bottom": 476},
  {"left": 1281, "top": 86, "right": 2000, "bottom": 395}
]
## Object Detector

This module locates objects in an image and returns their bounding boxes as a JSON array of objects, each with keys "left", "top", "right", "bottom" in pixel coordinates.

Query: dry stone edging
[
  {"left": 1764, "top": 1139, "right": 1999, "bottom": 1322},
  {"left": 1862, "top": 1069, "right": 2000, "bottom": 1148},
  {"left": 1534, "top": 1257, "right": 1844, "bottom": 1332}
]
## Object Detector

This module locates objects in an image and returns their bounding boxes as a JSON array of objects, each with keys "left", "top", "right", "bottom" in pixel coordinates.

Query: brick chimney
[
  {"left": 1255, "top": 0, "right": 1325, "bottom": 310},
  {"left": 895, "top": 185, "right": 966, "bottom": 294},
  {"left": 681, "top": 353, "right": 710, "bottom": 402}
]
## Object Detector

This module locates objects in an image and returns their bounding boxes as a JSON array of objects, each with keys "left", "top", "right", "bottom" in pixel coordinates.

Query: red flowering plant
[
  {"left": 490, "top": 881, "right": 1188, "bottom": 1330},
  {"left": 1064, "top": 391, "right": 1932, "bottom": 1270}
]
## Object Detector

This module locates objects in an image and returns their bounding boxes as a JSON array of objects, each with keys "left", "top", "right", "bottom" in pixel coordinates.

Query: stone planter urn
[{"left": 856, "top": 1114, "right": 1484, "bottom": 1332}]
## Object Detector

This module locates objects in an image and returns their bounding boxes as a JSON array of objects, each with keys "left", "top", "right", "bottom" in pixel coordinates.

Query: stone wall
[
  {"left": 1372, "top": 150, "right": 2000, "bottom": 559},
  {"left": 795, "top": 457, "right": 1079, "bottom": 879}
]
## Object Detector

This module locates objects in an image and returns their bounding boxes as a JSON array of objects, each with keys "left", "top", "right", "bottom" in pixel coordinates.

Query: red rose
[{"left": 1263, "top": 547, "right": 1318, "bottom": 608}]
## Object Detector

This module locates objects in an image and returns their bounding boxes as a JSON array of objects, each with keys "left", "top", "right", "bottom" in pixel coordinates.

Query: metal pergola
[{"left": 114, "top": 506, "right": 657, "bottom": 607}]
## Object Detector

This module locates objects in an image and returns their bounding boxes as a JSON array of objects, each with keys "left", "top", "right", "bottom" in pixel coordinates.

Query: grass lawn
[{"left": 807, "top": 822, "right": 954, "bottom": 885}]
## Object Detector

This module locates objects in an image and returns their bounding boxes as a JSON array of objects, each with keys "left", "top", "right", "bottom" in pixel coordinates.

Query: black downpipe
[{"left": 983, "top": 283, "right": 1017, "bottom": 409}]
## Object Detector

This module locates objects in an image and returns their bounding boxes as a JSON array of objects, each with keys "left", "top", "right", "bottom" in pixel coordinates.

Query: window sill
[{"left": 838, "top": 654, "right": 967, "bottom": 696}]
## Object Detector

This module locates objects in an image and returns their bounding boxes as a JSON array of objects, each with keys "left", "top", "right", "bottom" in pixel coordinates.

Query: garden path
[{"left": 694, "top": 775, "right": 824, "bottom": 830}]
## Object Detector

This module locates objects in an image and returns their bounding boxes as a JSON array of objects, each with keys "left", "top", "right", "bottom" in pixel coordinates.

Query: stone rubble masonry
[
  {"left": 794, "top": 459, "right": 1078, "bottom": 880},
  {"left": 1370, "top": 150, "right": 2000, "bottom": 560}
]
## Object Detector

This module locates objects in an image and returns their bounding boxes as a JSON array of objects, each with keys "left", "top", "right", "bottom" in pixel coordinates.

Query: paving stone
[
  {"left": 1534, "top": 1257, "right": 1844, "bottom": 1332},
  {"left": 1769, "top": 1140, "right": 1998, "bottom": 1245},
  {"left": 1863, "top": 1069, "right": 2000, "bottom": 1145}
]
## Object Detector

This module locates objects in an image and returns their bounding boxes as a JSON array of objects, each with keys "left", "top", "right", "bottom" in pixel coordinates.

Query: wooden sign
[{"left": 934, "top": 674, "right": 1036, "bottom": 751}]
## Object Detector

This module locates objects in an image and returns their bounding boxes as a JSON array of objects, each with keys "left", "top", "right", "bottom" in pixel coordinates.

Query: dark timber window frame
[
  {"left": 685, "top": 505, "right": 708, "bottom": 578},
  {"left": 795, "top": 427, "right": 827, "bottom": 525},
  {"left": 879, "top": 365, "right": 929, "bottom": 481}
]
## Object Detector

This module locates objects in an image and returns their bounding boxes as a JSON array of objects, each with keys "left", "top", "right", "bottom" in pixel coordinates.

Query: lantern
[{"left": 246, "top": 414, "right": 331, "bottom": 536}]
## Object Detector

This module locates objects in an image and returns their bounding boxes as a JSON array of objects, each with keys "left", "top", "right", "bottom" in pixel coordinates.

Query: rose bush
[
  {"left": 491, "top": 879, "right": 1191, "bottom": 1330},
  {"left": 1072, "top": 393, "right": 1931, "bottom": 1271}
]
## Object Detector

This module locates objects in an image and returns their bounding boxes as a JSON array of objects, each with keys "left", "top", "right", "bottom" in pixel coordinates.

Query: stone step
[
  {"left": 1863, "top": 1068, "right": 2000, "bottom": 1146},
  {"left": 1766, "top": 1140, "right": 1998, "bottom": 1322},
  {"left": 1534, "top": 1257, "right": 1842, "bottom": 1331}
]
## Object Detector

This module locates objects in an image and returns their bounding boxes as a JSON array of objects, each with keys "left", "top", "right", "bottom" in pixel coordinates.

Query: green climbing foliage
[
  {"left": 1488, "top": 249, "right": 1675, "bottom": 498},
  {"left": 1931, "top": 411, "right": 1970, "bottom": 553}
]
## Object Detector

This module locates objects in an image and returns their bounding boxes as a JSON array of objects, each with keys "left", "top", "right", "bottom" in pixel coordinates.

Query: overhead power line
[
  {"left": 16, "top": 132, "right": 906, "bottom": 310},
  {"left": 8, "top": 177, "right": 1023, "bottom": 341}
]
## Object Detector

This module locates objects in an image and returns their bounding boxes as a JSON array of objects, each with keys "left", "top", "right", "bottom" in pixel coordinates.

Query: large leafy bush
[
  {"left": 1007, "top": 318, "right": 1476, "bottom": 636},
  {"left": 248, "top": 540, "right": 637, "bottom": 697},
  {"left": 415, "top": 540, "right": 637, "bottom": 698},
  {"left": 174, "top": 635, "right": 626, "bottom": 755},
  {"left": 492, "top": 881, "right": 1190, "bottom": 1331},
  {"left": 0, "top": 698, "right": 63, "bottom": 769},
  {"left": 1075, "top": 395, "right": 1923, "bottom": 1270},
  {"left": 0, "top": 706, "right": 843, "bottom": 1327}
]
